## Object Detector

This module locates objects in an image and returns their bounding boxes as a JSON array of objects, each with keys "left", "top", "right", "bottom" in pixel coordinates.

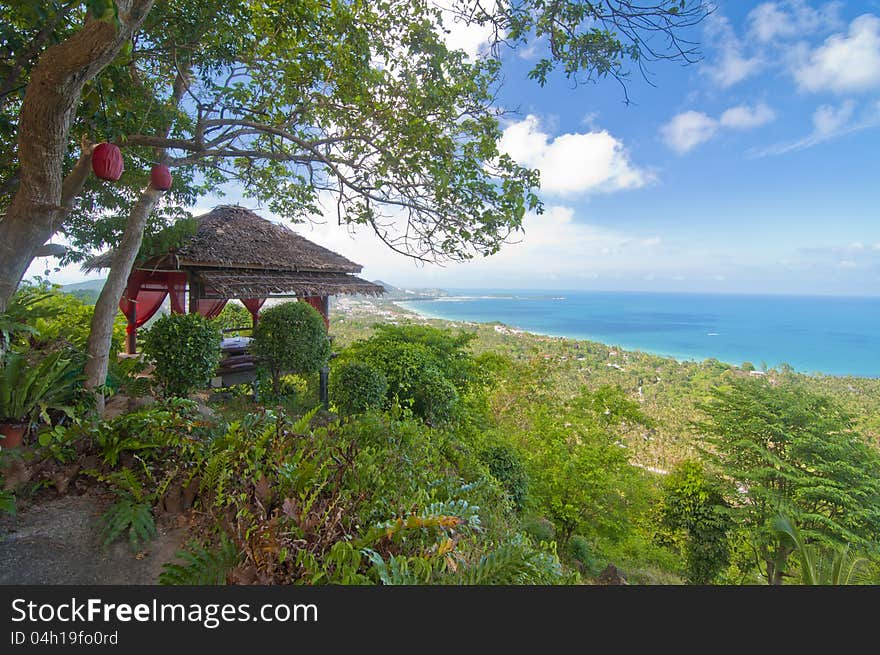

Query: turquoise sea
[{"left": 397, "top": 290, "right": 880, "bottom": 378}]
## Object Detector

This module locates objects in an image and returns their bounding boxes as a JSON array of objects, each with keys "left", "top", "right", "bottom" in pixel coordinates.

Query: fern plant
[
  {"left": 159, "top": 537, "right": 240, "bottom": 585},
  {"left": 0, "top": 349, "right": 80, "bottom": 424},
  {"left": 100, "top": 498, "right": 156, "bottom": 552}
]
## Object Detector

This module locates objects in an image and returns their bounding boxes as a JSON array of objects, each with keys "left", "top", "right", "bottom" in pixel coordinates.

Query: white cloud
[
  {"left": 794, "top": 14, "right": 880, "bottom": 93},
  {"left": 663, "top": 103, "right": 778, "bottom": 154},
  {"left": 287, "top": 198, "right": 672, "bottom": 288},
  {"left": 812, "top": 100, "right": 856, "bottom": 136},
  {"left": 704, "top": 13, "right": 762, "bottom": 87},
  {"left": 752, "top": 100, "right": 879, "bottom": 156},
  {"left": 660, "top": 111, "right": 718, "bottom": 154},
  {"left": 437, "top": 3, "right": 496, "bottom": 60},
  {"left": 498, "top": 115, "right": 650, "bottom": 194},
  {"left": 719, "top": 103, "right": 777, "bottom": 129},
  {"left": 748, "top": 1, "right": 842, "bottom": 43}
]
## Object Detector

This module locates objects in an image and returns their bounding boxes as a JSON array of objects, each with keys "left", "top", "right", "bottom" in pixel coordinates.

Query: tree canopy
[
  {"left": 696, "top": 380, "right": 880, "bottom": 584},
  {"left": 0, "top": 0, "right": 709, "bottom": 309}
]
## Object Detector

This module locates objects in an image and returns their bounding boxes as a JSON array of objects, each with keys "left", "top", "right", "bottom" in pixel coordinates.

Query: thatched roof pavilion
[{"left": 86, "top": 205, "right": 384, "bottom": 354}]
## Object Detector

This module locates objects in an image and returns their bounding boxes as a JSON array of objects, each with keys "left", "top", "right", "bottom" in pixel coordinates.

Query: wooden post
[
  {"left": 126, "top": 302, "right": 137, "bottom": 354},
  {"left": 188, "top": 276, "right": 200, "bottom": 314}
]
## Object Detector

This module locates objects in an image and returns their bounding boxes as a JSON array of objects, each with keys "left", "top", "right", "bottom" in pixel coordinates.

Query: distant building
[{"left": 749, "top": 370, "right": 766, "bottom": 377}]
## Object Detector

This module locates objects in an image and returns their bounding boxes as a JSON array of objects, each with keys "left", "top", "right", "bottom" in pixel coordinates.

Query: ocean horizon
[{"left": 396, "top": 289, "right": 880, "bottom": 378}]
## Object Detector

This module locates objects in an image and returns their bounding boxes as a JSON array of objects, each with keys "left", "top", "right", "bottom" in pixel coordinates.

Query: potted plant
[{"left": 0, "top": 350, "right": 79, "bottom": 449}]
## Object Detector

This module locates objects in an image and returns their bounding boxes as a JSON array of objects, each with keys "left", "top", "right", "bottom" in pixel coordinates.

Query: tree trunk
[
  {"left": 83, "top": 67, "right": 189, "bottom": 409},
  {"left": 83, "top": 186, "right": 162, "bottom": 411},
  {"left": 0, "top": 1, "right": 155, "bottom": 313}
]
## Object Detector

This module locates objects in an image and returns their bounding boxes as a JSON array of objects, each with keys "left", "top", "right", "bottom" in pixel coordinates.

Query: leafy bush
[
  {"left": 0, "top": 349, "right": 81, "bottom": 425},
  {"left": 340, "top": 339, "right": 460, "bottom": 423},
  {"left": 9, "top": 280, "right": 125, "bottom": 352},
  {"left": 141, "top": 313, "right": 222, "bottom": 397},
  {"left": 567, "top": 535, "right": 602, "bottom": 576},
  {"left": 330, "top": 361, "right": 387, "bottom": 416},
  {"left": 250, "top": 302, "right": 330, "bottom": 396},
  {"left": 481, "top": 443, "right": 528, "bottom": 511},
  {"left": 656, "top": 460, "right": 731, "bottom": 585},
  {"left": 522, "top": 516, "right": 555, "bottom": 543}
]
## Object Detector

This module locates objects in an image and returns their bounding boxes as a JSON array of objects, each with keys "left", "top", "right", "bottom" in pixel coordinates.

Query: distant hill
[
  {"left": 60, "top": 278, "right": 106, "bottom": 305},
  {"left": 61, "top": 278, "right": 106, "bottom": 292},
  {"left": 371, "top": 280, "right": 448, "bottom": 300}
]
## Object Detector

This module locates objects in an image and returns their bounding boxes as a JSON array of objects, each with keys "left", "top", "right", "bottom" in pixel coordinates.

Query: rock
[
  {"left": 2, "top": 459, "right": 31, "bottom": 491},
  {"left": 182, "top": 476, "right": 200, "bottom": 510},
  {"left": 196, "top": 402, "right": 217, "bottom": 420},
  {"left": 52, "top": 463, "right": 81, "bottom": 495},
  {"left": 102, "top": 394, "right": 130, "bottom": 420},
  {"left": 161, "top": 481, "right": 183, "bottom": 515},
  {"left": 597, "top": 563, "right": 628, "bottom": 585},
  {"left": 130, "top": 395, "right": 156, "bottom": 411}
]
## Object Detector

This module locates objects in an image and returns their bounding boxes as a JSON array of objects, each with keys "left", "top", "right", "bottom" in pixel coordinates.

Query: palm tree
[{"left": 772, "top": 513, "right": 869, "bottom": 585}]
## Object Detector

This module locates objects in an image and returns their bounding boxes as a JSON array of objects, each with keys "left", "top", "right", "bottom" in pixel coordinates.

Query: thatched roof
[
  {"left": 196, "top": 269, "right": 383, "bottom": 298},
  {"left": 85, "top": 205, "right": 362, "bottom": 273}
]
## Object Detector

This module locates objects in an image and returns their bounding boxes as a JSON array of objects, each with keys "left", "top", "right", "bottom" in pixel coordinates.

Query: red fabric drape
[
  {"left": 119, "top": 270, "right": 189, "bottom": 331},
  {"left": 167, "top": 272, "right": 187, "bottom": 314},
  {"left": 196, "top": 298, "right": 228, "bottom": 318},
  {"left": 242, "top": 298, "right": 266, "bottom": 325},
  {"left": 301, "top": 295, "right": 329, "bottom": 329}
]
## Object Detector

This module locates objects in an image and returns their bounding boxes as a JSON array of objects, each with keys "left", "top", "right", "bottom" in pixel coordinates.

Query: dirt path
[{"left": 0, "top": 493, "right": 187, "bottom": 584}]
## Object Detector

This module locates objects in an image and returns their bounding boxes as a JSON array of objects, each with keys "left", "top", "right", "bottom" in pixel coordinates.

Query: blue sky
[{"left": 35, "top": 1, "right": 880, "bottom": 295}]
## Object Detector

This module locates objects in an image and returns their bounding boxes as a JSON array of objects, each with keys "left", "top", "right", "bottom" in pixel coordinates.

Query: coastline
[
  {"left": 392, "top": 295, "right": 880, "bottom": 380},
  {"left": 394, "top": 299, "right": 722, "bottom": 369}
]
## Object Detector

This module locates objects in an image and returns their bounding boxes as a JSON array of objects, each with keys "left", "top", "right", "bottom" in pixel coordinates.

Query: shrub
[
  {"left": 340, "top": 339, "right": 459, "bottom": 423},
  {"left": 11, "top": 280, "right": 125, "bottom": 352},
  {"left": 567, "top": 535, "right": 602, "bottom": 576},
  {"left": 522, "top": 516, "right": 555, "bottom": 543},
  {"left": 330, "top": 362, "right": 388, "bottom": 416},
  {"left": 141, "top": 313, "right": 222, "bottom": 397},
  {"left": 250, "top": 301, "right": 330, "bottom": 396},
  {"left": 0, "top": 348, "right": 81, "bottom": 425},
  {"left": 657, "top": 460, "right": 731, "bottom": 585},
  {"left": 481, "top": 443, "right": 528, "bottom": 511}
]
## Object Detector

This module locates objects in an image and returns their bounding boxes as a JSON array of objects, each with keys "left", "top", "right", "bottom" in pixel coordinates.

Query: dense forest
[{"left": 2, "top": 284, "right": 878, "bottom": 585}]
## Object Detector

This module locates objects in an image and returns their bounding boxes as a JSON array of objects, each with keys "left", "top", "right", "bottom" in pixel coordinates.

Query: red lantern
[
  {"left": 92, "top": 143, "right": 124, "bottom": 181},
  {"left": 150, "top": 164, "right": 172, "bottom": 191}
]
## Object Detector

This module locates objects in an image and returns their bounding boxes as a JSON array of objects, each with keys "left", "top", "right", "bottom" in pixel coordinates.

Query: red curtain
[
  {"left": 301, "top": 295, "right": 329, "bottom": 329},
  {"left": 167, "top": 272, "right": 187, "bottom": 314},
  {"left": 196, "top": 298, "right": 228, "bottom": 318},
  {"left": 242, "top": 298, "right": 266, "bottom": 325},
  {"left": 119, "top": 270, "right": 189, "bottom": 332}
]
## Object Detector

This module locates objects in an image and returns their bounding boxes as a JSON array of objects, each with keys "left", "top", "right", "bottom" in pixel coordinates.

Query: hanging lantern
[
  {"left": 150, "top": 163, "right": 172, "bottom": 191},
  {"left": 92, "top": 142, "right": 124, "bottom": 181}
]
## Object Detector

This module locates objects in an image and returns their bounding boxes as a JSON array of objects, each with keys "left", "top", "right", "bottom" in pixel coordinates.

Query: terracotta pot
[{"left": 0, "top": 423, "right": 27, "bottom": 449}]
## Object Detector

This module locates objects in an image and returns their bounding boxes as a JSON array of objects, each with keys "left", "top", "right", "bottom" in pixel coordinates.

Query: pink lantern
[
  {"left": 150, "top": 164, "right": 172, "bottom": 191},
  {"left": 92, "top": 143, "right": 124, "bottom": 181}
]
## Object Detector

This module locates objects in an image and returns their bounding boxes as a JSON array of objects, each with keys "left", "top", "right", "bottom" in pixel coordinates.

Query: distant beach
[{"left": 396, "top": 289, "right": 880, "bottom": 378}]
